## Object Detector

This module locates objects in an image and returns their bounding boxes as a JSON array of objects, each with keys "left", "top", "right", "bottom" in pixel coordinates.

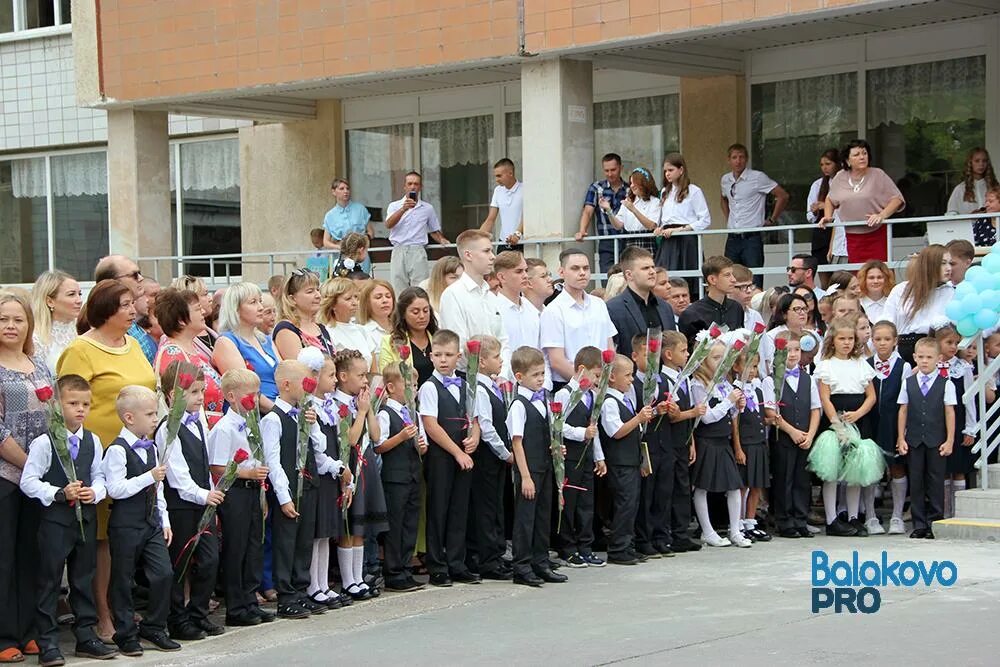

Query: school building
[{"left": 2, "top": 0, "right": 999, "bottom": 283}]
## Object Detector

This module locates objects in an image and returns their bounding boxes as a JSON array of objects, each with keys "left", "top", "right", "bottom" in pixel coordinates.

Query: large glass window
[
  {"left": 51, "top": 152, "right": 109, "bottom": 279},
  {"left": 867, "top": 56, "right": 986, "bottom": 232},
  {"left": 504, "top": 112, "right": 522, "bottom": 172},
  {"left": 2, "top": 0, "right": 70, "bottom": 33},
  {"left": 0, "top": 157, "right": 47, "bottom": 283},
  {"left": 346, "top": 124, "right": 414, "bottom": 238},
  {"left": 594, "top": 94, "right": 679, "bottom": 176}
]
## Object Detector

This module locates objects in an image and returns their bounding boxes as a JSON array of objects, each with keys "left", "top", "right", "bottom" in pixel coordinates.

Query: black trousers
[
  {"left": 512, "top": 469, "right": 552, "bottom": 576},
  {"left": 167, "top": 508, "right": 219, "bottom": 628},
  {"left": 36, "top": 516, "right": 98, "bottom": 650},
  {"left": 272, "top": 486, "right": 317, "bottom": 606},
  {"left": 381, "top": 479, "right": 420, "bottom": 584},
  {"left": 108, "top": 522, "right": 172, "bottom": 642},
  {"left": 0, "top": 484, "right": 40, "bottom": 651},
  {"left": 469, "top": 450, "right": 507, "bottom": 574},
  {"left": 558, "top": 446, "right": 596, "bottom": 556},
  {"left": 606, "top": 464, "right": 641, "bottom": 558},
  {"left": 218, "top": 485, "right": 263, "bottom": 617},
  {"left": 636, "top": 445, "right": 673, "bottom": 549},
  {"left": 424, "top": 450, "right": 472, "bottom": 576},
  {"left": 908, "top": 444, "right": 946, "bottom": 530},
  {"left": 668, "top": 445, "right": 693, "bottom": 543},
  {"left": 724, "top": 233, "right": 765, "bottom": 288},
  {"left": 772, "top": 437, "right": 811, "bottom": 530}
]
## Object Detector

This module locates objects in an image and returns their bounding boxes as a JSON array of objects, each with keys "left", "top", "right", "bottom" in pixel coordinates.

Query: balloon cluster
[{"left": 947, "top": 245, "right": 1000, "bottom": 337}]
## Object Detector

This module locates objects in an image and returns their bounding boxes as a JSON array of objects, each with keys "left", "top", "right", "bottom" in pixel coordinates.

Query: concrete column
[
  {"left": 679, "top": 75, "right": 747, "bottom": 259},
  {"left": 239, "top": 100, "right": 343, "bottom": 283},
  {"left": 521, "top": 58, "right": 594, "bottom": 269},
  {"left": 106, "top": 108, "right": 173, "bottom": 278}
]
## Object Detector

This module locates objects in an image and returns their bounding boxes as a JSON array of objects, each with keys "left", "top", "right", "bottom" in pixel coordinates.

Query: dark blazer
[{"left": 607, "top": 287, "right": 676, "bottom": 357}]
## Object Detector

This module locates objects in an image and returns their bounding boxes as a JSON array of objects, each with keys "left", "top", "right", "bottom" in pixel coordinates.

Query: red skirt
[{"left": 846, "top": 226, "right": 888, "bottom": 263}]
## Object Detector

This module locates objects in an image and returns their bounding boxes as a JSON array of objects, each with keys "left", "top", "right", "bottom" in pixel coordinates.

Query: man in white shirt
[
  {"left": 523, "top": 258, "right": 553, "bottom": 312},
  {"left": 494, "top": 250, "right": 549, "bottom": 386},
  {"left": 480, "top": 158, "right": 524, "bottom": 251},
  {"left": 540, "top": 248, "right": 617, "bottom": 390},
  {"left": 384, "top": 171, "right": 451, "bottom": 295},
  {"left": 438, "top": 230, "right": 511, "bottom": 373},
  {"left": 720, "top": 144, "right": 789, "bottom": 288}
]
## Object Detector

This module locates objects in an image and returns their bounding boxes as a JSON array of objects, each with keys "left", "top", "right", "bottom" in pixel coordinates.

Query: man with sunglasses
[
  {"left": 94, "top": 255, "right": 158, "bottom": 364},
  {"left": 786, "top": 253, "right": 826, "bottom": 301},
  {"left": 720, "top": 144, "right": 789, "bottom": 289}
]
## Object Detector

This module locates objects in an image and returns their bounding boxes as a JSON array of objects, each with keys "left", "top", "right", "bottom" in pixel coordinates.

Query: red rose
[
  {"left": 709, "top": 325, "right": 722, "bottom": 338},
  {"left": 338, "top": 404, "right": 350, "bottom": 419},
  {"left": 239, "top": 394, "right": 257, "bottom": 411},
  {"left": 245, "top": 361, "right": 255, "bottom": 372},
  {"left": 774, "top": 337, "right": 788, "bottom": 351},
  {"left": 648, "top": 338, "right": 661, "bottom": 353},
  {"left": 734, "top": 339, "right": 746, "bottom": 351},
  {"left": 34, "top": 386, "right": 54, "bottom": 402},
  {"left": 501, "top": 380, "right": 514, "bottom": 392},
  {"left": 753, "top": 322, "right": 766, "bottom": 335},
  {"left": 398, "top": 345, "right": 411, "bottom": 360},
  {"left": 550, "top": 402, "right": 563, "bottom": 415},
  {"left": 466, "top": 340, "right": 481, "bottom": 355},
  {"left": 233, "top": 449, "right": 250, "bottom": 464},
  {"left": 302, "top": 377, "right": 318, "bottom": 393},
  {"left": 578, "top": 377, "right": 593, "bottom": 391},
  {"left": 375, "top": 385, "right": 385, "bottom": 397},
  {"left": 177, "top": 372, "right": 195, "bottom": 390},
  {"left": 602, "top": 349, "right": 615, "bottom": 364}
]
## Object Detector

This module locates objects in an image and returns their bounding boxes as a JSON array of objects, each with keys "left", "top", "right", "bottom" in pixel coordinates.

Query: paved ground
[{"left": 61, "top": 534, "right": 1000, "bottom": 666}]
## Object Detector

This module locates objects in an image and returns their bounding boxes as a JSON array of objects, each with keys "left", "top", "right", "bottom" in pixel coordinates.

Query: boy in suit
[
  {"left": 606, "top": 246, "right": 676, "bottom": 358},
  {"left": 103, "top": 385, "right": 180, "bottom": 656},
  {"left": 21, "top": 375, "right": 118, "bottom": 666}
]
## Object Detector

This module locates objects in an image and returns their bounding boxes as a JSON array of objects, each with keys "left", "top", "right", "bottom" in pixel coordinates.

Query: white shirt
[
  {"left": 418, "top": 370, "right": 463, "bottom": 419},
  {"left": 807, "top": 177, "right": 846, "bottom": 256},
  {"left": 554, "top": 382, "right": 604, "bottom": 462},
  {"left": 103, "top": 427, "right": 170, "bottom": 529},
  {"left": 497, "top": 293, "right": 549, "bottom": 387},
  {"left": 861, "top": 295, "right": 888, "bottom": 324},
  {"left": 364, "top": 321, "right": 389, "bottom": 368},
  {"left": 208, "top": 409, "right": 261, "bottom": 472},
  {"left": 946, "top": 179, "right": 988, "bottom": 216},
  {"left": 690, "top": 379, "right": 735, "bottom": 424},
  {"left": 721, "top": 168, "right": 778, "bottom": 230},
  {"left": 762, "top": 374, "right": 821, "bottom": 410},
  {"left": 540, "top": 289, "right": 617, "bottom": 383},
  {"left": 897, "top": 372, "right": 958, "bottom": 406},
  {"left": 474, "top": 374, "right": 512, "bottom": 461},
  {"left": 614, "top": 196, "right": 661, "bottom": 233},
  {"left": 328, "top": 321, "right": 376, "bottom": 367},
  {"left": 814, "top": 357, "right": 877, "bottom": 394},
  {"left": 599, "top": 387, "right": 636, "bottom": 436},
  {"left": 883, "top": 281, "right": 955, "bottom": 335},
  {"left": 507, "top": 385, "right": 548, "bottom": 439},
  {"left": 261, "top": 397, "right": 343, "bottom": 506},
  {"left": 660, "top": 183, "right": 711, "bottom": 231},
  {"left": 156, "top": 413, "right": 213, "bottom": 506},
  {"left": 490, "top": 181, "right": 524, "bottom": 240},
  {"left": 376, "top": 397, "right": 416, "bottom": 448},
  {"left": 21, "top": 429, "right": 107, "bottom": 507},
  {"left": 385, "top": 196, "right": 441, "bottom": 247},
  {"left": 439, "top": 272, "right": 511, "bottom": 374}
]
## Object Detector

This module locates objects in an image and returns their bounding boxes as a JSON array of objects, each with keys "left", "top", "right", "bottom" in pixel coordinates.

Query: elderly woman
[
  {"left": 30, "top": 270, "right": 82, "bottom": 375},
  {"left": 322, "top": 178, "right": 374, "bottom": 274},
  {"left": 57, "top": 279, "right": 156, "bottom": 641},
  {"left": 213, "top": 282, "right": 280, "bottom": 406},
  {"left": 820, "top": 140, "right": 905, "bottom": 263},
  {"left": 378, "top": 287, "right": 438, "bottom": 386},
  {"left": 0, "top": 291, "right": 52, "bottom": 662},
  {"left": 154, "top": 288, "right": 225, "bottom": 427}
]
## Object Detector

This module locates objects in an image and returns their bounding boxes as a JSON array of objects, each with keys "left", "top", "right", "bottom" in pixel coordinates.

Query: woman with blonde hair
[
  {"left": 946, "top": 147, "right": 998, "bottom": 215},
  {"left": 857, "top": 260, "right": 895, "bottom": 324},
  {"left": 422, "top": 257, "right": 463, "bottom": 312},
  {"left": 213, "top": 281, "right": 279, "bottom": 404},
  {"left": 272, "top": 268, "right": 333, "bottom": 360},
  {"left": 883, "top": 244, "right": 955, "bottom": 364},
  {"left": 357, "top": 279, "right": 395, "bottom": 355},
  {"left": 602, "top": 273, "right": 627, "bottom": 301},
  {"left": 30, "top": 270, "right": 82, "bottom": 374},
  {"left": 320, "top": 278, "right": 377, "bottom": 369}
]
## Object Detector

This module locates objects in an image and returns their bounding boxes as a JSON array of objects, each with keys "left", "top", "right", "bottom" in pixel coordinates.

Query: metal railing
[{"left": 966, "top": 342, "right": 1000, "bottom": 489}]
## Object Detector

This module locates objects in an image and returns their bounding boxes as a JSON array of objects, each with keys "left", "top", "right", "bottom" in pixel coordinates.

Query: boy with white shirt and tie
[
  {"left": 103, "top": 385, "right": 179, "bottom": 656},
  {"left": 21, "top": 375, "right": 118, "bottom": 666}
]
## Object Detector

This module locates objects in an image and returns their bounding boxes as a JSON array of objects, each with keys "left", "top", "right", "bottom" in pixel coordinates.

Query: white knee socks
[
  {"left": 726, "top": 490, "right": 742, "bottom": 537},
  {"left": 353, "top": 545, "right": 368, "bottom": 591},
  {"left": 338, "top": 546, "right": 355, "bottom": 589},
  {"left": 863, "top": 485, "right": 877, "bottom": 521},
  {"left": 308, "top": 539, "right": 330, "bottom": 597},
  {"left": 693, "top": 489, "right": 714, "bottom": 538},
  {"left": 846, "top": 485, "right": 861, "bottom": 520},
  {"left": 890, "top": 477, "right": 907, "bottom": 521},
  {"left": 823, "top": 481, "right": 839, "bottom": 525}
]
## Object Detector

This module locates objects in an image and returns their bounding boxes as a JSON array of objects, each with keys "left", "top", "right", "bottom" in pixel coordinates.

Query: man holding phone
[
  {"left": 385, "top": 171, "right": 451, "bottom": 294},
  {"left": 575, "top": 153, "right": 628, "bottom": 276}
]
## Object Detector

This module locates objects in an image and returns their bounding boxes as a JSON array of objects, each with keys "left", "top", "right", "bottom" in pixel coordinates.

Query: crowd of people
[{"left": 0, "top": 139, "right": 997, "bottom": 666}]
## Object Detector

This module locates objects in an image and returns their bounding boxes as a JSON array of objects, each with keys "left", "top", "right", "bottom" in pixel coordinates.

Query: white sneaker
[
  {"left": 865, "top": 517, "right": 886, "bottom": 535},
  {"left": 702, "top": 532, "right": 731, "bottom": 547},
  {"left": 888, "top": 517, "right": 906, "bottom": 535},
  {"left": 806, "top": 524, "right": 821, "bottom": 534},
  {"left": 729, "top": 532, "right": 753, "bottom": 548}
]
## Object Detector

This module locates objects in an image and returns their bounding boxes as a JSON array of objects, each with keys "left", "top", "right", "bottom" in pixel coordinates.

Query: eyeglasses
[
  {"left": 729, "top": 182, "right": 737, "bottom": 198},
  {"left": 115, "top": 270, "right": 142, "bottom": 281},
  {"left": 786, "top": 266, "right": 805, "bottom": 273},
  {"left": 733, "top": 283, "right": 754, "bottom": 293},
  {"left": 789, "top": 306, "right": 808, "bottom": 314}
]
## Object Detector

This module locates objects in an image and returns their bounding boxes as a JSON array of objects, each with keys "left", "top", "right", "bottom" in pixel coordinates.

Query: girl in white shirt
[
  {"left": 319, "top": 278, "right": 378, "bottom": 371},
  {"left": 655, "top": 153, "right": 710, "bottom": 281},
  {"left": 945, "top": 147, "right": 997, "bottom": 215},
  {"left": 857, "top": 260, "right": 894, "bottom": 325},
  {"left": 607, "top": 167, "right": 661, "bottom": 254},
  {"left": 883, "top": 244, "right": 955, "bottom": 364}
]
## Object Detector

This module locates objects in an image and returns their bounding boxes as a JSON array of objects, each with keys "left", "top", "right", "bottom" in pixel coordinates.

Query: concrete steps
[
  {"left": 935, "top": 464, "right": 1000, "bottom": 540},
  {"left": 934, "top": 518, "right": 1000, "bottom": 541}
]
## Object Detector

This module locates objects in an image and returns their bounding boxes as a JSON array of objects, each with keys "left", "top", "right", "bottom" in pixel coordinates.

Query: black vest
[
  {"left": 597, "top": 394, "right": 642, "bottom": 466},
  {"left": 738, "top": 386, "right": 766, "bottom": 445},
  {"left": 778, "top": 372, "right": 813, "bottom": 432},
  {"left": 869, "top": 357, "right": 905, "bottom": 448},
  {"left": 694, "top": 383, "right": 731, "bottom": 439},
  {"left": 272, "top": 406, "right": 319, "bottom": 490},
  {"left": 427, "top": 376, "right": 467, "bottom": 457},
  {"left": 41, "top": 431, "right": 98, "bottom": 527},
  {"left": 478, "top": 382, "right": 511, "bottom": 449},
  {"left": 513, "top": 394, "right": 551, "bottom": 474},
  {"left": 633, "top": 373, "right": 672, "bottom": 452},
  {"left": 904, "top": 374, "right": 948, "bottom": 447},
  {"left": 107, "top": 438, "right": 160, "bottom": 529},
  {"left": 158, "top": 417, "right": 210, "bottom": 512},
  {"left": 666, "top": 373, "right": 693, "bottom": 448},
  {"left": 379, "top": 406, "right": 422, "bottom": 484},
  {"left": 564, "top": 390, "right": 593, "bottom": 461}
]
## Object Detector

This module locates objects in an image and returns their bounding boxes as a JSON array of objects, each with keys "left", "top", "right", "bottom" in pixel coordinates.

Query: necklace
[{"left": 848, "top": 174, "right": 865, "bottom": 193}]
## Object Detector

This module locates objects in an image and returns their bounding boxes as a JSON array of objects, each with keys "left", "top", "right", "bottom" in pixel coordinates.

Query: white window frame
[{"left": 0, "top": 0, "right": 71, "bottom": 43}]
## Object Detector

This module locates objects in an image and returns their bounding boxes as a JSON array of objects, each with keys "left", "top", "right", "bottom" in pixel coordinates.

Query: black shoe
[
  {"left": 796, "top": 526, "right": 814, "bottom": 538},
  {"left": 253, "top": 606, "right": 276, "bottom": 623},
  {"left": 276, "top": 603, "right": 311, "bottom": 619},
  {"left": 653, "top": 542, "right": 676, "bottom": 557},
  {"left": 335, "top": 591, "right": 354, "bottom": 607},
  {"left": 670, "top": 539, "right": 702, "bottom": 552},
  {"left": 139, "top": 630, "right": 181, "bottom": 652},
  {"left": 562, "top": 553, "right": 588, "bottom": 568},
  {"left": 910, "top": 528, "right": 930, "bottom": 539},
  {"left": 386, "top": 578, "right": 425, "bottom": 592},
  {"left": 778, "top": 528, "right": 800, "bottom": 538},
  {"left": 636, "top": 544, "right": 661, "bottom": 559},
  {"left": 837, "top": 511, "right": 849, "bottom": 524},
  {"left": 826, "top": 518, "right": 857, "bottom": 537},
  {"left": 299, "top": 598, "right": 327, "bottom": 615},
  {"left": 194, "top": 618, "right": 225, "bottom": 636},
  {"left": 479, "top": 568, "right": 513, "bottom": 581},
  {"left": 925, "top": 530, "right": 935, "bottom": 539},
  {"left": 318, "top": 592, "right": 344, "bottom": 609},
  {"left": 607, "top": 553, "right": 639, "bottom": 565},
  {"left": 345, "top": 584, "right": 372, "bottom": 601},
  {"left": 225, "top": 610, "right": 261, "bottom": 627},
  {"left": 741, "top": 529, "right": 758, "bottom": 543},
  {"left": 750, "top": 528, "right": 772, "bottom": 542},
  {"left": 534, "top": 568, "right": 568, "bottom": 583},
  {"left": 116, "top": 640, "right": 143, "bottom": 657},
  {"left": 629, "top": 549, "right": 650, "bottom": 563},
  {"left": 849, "top": 518, "right": 868, "bottom": 537},
  {"left": 548, "top": 559, "right": 562, "bottom": 571},
  {"left": 429, "top": 573, "right": 452, "bottom": 587},
  {"left": 452, "top": 571, "right": 482, "bottom": 585},
  {"left": 512, "top": 573, "right": 544, "bottom": 587},
  {"left": 38, "top": 649, "right": 65, "bottom": 667},
  {"left": 363, "top": 574, "right": 383, "bottom": 597},
  {"left": 168, "top": 623, "right": 206, "bottom": 641},
  {"left": 75, "top": 639, "right": 118, "bottom": 660}
]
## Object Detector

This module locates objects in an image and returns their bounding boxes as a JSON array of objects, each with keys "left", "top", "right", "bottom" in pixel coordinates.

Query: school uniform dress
[
  {"left": 690, "top": 380, "right": 743, "bottom": 493},
  {"left": 814, "top": 357, "right": 878, "bottom": 438},
  {"left": 869, "top": 353, "right": 910, "bottom": 464},
  {"left": 633, "top": 370, "right": 675, "bottom": 552},
  {"left": 737, "top": 380, "right": 769, "bottom": 489},
  {"left": 661, "top": 367, "right": 695, "bottom": 545},
  {"left": 103, "top": 429, "right": 173, "bottom": 644},
  {"left": 555, "top": 382, "right": 605, "bottom": 557},
  {"left": 944, "top": 359, "right": 978, "bottom": 476},
  {"left": 314, "top": 399, "right": 348, "bottom": 541},
  {"left": 156, "top": 413, "right": 219, "bottom": 633},
  {"left": 508, "top": 387, "right": 553, "bottom": 577},
  {"left": 898, "top": 373, "right": 956, "bottom": 530},
  {"left": 328, "top": 390, "right": 389, "bottom": 536},
  {"left": 766, "top": 371, "right": 821, "bottom": 532},
  {"left": 598, "top": 388, "right": 643, "bottom": 559},
  {"left": 377, "top": 399, "right": 422, "bottom": 587},
  {"left": 418, "top": 371, "right": 475, "bottom": 578},
  {"left": 20, "top": 429, "right": 106, "bottom": 653},
  {"left": 471, "top": 375, "right": 511, "bottom": 575}
]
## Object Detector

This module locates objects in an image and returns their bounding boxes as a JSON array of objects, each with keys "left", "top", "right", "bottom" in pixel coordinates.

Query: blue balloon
[
  {"left": 972, "top": 271, "right": 995, "bottom": 291},
  {"left": 956, "top": 281, "right": 976, "bottom": 298},
  {"left": 958, "top": 315, "right": 980, "bottom": 338},
  {"left": 963, "top": 294, "right": 983, "bottom": 316},
  {"left": 945, "top": 299, "right": 965, "bottom": 321},
  {"left": 983, "top": 253, "right": 1000, "bottom": 274},
  {"left": 966, "top": 265, "right": 986, "bottom": 283},
  {"left": 982, "top": 290, "right": 1000, "bottom": 309},
  {"left": 975, "top": 308, "right": 999, "bottom": 330}
]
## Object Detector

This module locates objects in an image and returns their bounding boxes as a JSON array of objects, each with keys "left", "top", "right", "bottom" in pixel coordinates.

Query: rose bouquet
[
  {"left": 576, "top": 349, "right": 615, "bottom": 469},
  {"left": 239, "top": 393, "right": 267, "bottom": 540},
  {"left": 548, "top": 401, "right": 567, "bottom": 531},
  {"left": 771, "top": 337, "right": 790, "bottom": 407},
  {"left": 337, "top": 403, "right": 353, "bottom": 536},
  {"left": 690, "top": 337, "right": 747, "bottom": 433},
  {"left": 294, "top": 376, "right": 319, "bottom": 514},
  {"left": 465, "top": 339, "right": 481, "bottom": 426},
  {"left": 35, "top": 385, "right": 85, "bottom": 541}
]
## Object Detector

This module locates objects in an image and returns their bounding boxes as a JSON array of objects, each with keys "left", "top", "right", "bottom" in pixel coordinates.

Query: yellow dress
[{"left": 57, "top": 334, "right": 157, "bottom": 538}]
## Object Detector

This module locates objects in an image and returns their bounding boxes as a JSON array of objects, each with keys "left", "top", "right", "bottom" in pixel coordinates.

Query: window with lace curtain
[
  {"left": 346, "top": 123, "right": 414, "bottom": 239},
  {"left": 0, "top": 157, "right": 47, "bottom": 283}
]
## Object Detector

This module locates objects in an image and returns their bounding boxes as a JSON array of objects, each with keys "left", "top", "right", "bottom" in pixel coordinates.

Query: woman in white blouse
[
  {"left": 30, "top": 270, "right": 82, "bottom": 374},
  {"left": 320, "top": 277, "right": 377, "bottom": 370},
  {"left": 655, "top": 153, "right": 710, "bottom": 283},
  {"left": 883, "top": 244, "right": 955, "bottom": 363},
  {"left": 606, "top": 166, "right": 661, "bottom": 254},
  {"left": 857, "top": 260, "right": 895, "bottom": 324},
  {"left": 946, "top": 147, "right": 997, "bottom": 215}
]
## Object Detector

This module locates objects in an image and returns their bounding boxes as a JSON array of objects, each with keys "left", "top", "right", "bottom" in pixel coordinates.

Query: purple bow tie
[
  {"left": 237, "top": 420, "right": 248, "bottom": 432},
  {"left": 288, "top": 407, "right": 300, "bottom": 419},
  {"left": 785, "top": 367, "right": 800, "bottom": 378},
  {"left": 399, "top": 406, "right": 412, "bottom": 425},
  {"left": 583, "top": 391, "right": 593, "bottom": 411},
  {"left": 491, "top": 382, "right": 502, "bottom": 400},
  {"left": 132, "top": 438, "right": 154, "bottom": 451},
  {"left": 67, "top": 434, "right": 80, "bottom": 461},
  {"left": 183, "top": 412, "right": 200, "bottom": 426},
  {"left": 745, "top": 393, "right": 757, "bottom": 412},
  {"left": 530, "top": 390, "right": 546, "bottom": 402},
  {"left": 442, "top": 376, "right": 462, "bottom": 389}
]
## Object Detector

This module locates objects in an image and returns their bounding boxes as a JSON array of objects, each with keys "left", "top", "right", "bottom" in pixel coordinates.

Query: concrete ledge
[
  {"left": 953, "top": 489, "right": 1000, "bottom": 519},
  {"left": 933, "top": 517, "right": 1000, "bottom": 541}
]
